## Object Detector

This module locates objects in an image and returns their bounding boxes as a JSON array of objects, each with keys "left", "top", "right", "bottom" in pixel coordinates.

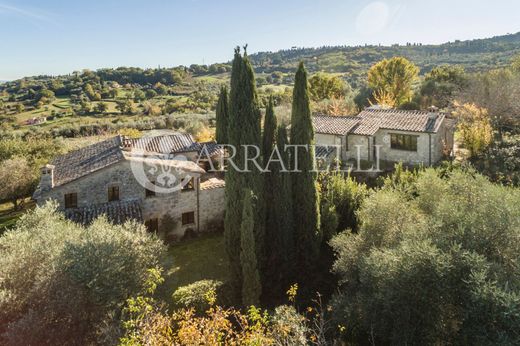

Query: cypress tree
[
  {"left": 263, "top": 125, "right": 295, "bottom": 303},
  {"left": 215, "top": 85, "right": 229, "bottom": 144},
  {"left": 262, "top": 96, "right": 277, "bottom": 167},
  {"left": 240, "top": 189, "right": 261, "bottom": 307},
  {"left": 225, "top": 47, "right": 264, "bottom": 293},
  {"left": 290, "top": 62, "right": 321, "bottom": 282}
]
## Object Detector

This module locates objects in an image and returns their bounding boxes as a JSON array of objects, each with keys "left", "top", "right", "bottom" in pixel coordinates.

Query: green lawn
[{"left": 157, "top": 232, "right": 231, "bottom": 305}]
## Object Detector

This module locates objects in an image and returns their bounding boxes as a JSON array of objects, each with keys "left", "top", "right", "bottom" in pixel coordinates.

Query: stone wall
[
  {"left": 315, "top": 133, "right": 347, "bottom": 159},
  {"left": 36, "top": 160, "right": 226, "bottom": 241},
  {"left": 199, "top": 186, "right": 225, "bottom": 233},
  {"left": 343, "top": 129, "right": 452, "bottom": 166}
]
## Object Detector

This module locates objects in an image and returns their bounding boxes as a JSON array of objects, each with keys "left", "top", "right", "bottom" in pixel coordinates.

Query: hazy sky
[{"left": 1, "top": 0, "right": 520, "bottom": 80}]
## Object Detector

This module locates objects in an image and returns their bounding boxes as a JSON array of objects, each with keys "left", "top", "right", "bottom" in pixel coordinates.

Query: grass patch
[{"left": 157, "top": 232, "right": 230, "bottom": 305}]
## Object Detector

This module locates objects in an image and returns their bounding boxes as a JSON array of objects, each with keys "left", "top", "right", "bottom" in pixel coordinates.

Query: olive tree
[
  {"left": 0, "top": 203, "right": 166, "bottom": 345},
  {"left": 331, "top": 169, "right": 520, "bottom": 345},
  {"left": 0, "top": 157, "right": 36, "bottom": 209}
]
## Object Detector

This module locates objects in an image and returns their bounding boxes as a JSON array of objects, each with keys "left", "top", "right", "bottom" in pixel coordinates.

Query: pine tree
[
  {"left": 215, "top": 85, "right": 229, "bottom": 144},
  {"left": 224, "top": 47, "right": 264, "bottom": 293},
  {"left": 240, "top": 189, "right": 261, "bottom": 307},
  {"left": 290, "top": 62, "right": 321, "bottom": 282}
]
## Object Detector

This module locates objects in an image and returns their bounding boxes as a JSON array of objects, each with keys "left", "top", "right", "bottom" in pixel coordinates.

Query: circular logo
[{"left": 128, "top": 135, "right": 194, "bottom": 194}]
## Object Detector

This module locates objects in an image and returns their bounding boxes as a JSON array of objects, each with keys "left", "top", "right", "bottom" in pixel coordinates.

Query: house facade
[
  {"left": 313, "top": 108, "right": 455, "bottom": 166},
  {"left": 33, "top": 133, "right": 225, "bottom": 241}
]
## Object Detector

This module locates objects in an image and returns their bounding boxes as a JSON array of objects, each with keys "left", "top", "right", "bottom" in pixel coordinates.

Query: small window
[
  {"left": 145, "top": 218, "right": 159, "bottom": 233},
  {"left": 108, "top": 186, "right": 120, "bottom": 202},
  {"left": 145, "top": 182, "right": 156, "bottom": 198},
  {"left": 390, "top": 134, "right": 418, "bottom": 152},
  {"left": 181, "top": 177, "right": 195, "bottom": 192},
  {"left": 182, "top": 211, "right": 195, "bottom": 225},
  {"left": 64, "top": 193, "right": 78, "bottom": 209}
]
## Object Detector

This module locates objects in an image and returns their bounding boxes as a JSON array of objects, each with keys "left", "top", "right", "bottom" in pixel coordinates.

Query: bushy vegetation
[
  {"left": 0, "top": 203, "right": 166, "bottom": 345},
  {"left": 471, "top": 134, "right": 520, "bottom": 186},
  {"left": 330, "top": 168, "right": 520, "bottom": 345}
]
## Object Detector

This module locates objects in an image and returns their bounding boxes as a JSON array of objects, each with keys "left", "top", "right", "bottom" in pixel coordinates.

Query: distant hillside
[{"left": 248, "top": 32, "right": 520, "bottom": 88}]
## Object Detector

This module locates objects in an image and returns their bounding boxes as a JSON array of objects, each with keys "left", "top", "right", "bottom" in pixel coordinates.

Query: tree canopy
[
  {"left": 0, "top": 203, "right": 166, "bottom": 345},
  {"left": 331, "top": 168, "right": 520, "bottom": 345},
  {"left": 367, "top": 57, "right": 419, "bottom": 107}
]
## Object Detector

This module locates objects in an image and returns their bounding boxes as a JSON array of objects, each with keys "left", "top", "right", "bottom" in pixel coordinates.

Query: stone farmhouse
[
  {"left": 33, "top": 133, "right": 225, "bottom": 241},
  {"left": 313, "top": 108, "right": 455, "bottom": 166}
]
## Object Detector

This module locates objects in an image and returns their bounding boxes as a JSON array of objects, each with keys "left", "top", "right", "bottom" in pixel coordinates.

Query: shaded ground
[{"left": 156, "top": 232, "right": 231, "bottom": 306}]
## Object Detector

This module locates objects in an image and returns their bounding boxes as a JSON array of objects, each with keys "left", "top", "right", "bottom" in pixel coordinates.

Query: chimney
[
  {"left": 428, "top": 106, "right": 439, "bottom": 120},
  {"left": 39, "top": 164, "right": 55, "bottom": 192},
  {"left": 120, "top": 135, "right": 132, "bottom": 151}
]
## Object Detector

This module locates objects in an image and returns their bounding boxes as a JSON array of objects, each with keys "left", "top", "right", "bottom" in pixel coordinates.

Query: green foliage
[
  {"left": 290, "top": 62, "right": 321, "bottom": 282},
  {"left": 419, "top": 65, "right": 467, "bottom": 108},
  {"left": 240, "top": 189, "right": 261, "bottom": 307},
  {"left": 308, "top": 72, "right": 349, "bottom": 102},
  {"left": 0, "top": 157, "right": 36, "bottom": 209},
  {"left": 453, "top": 102, "right": 493, "bottom": 156},
  {"left": 0, "top": 202, "right": 166, "bottom": 345},
  {"left": 215, "top": 85, "right": 229, "bottom": 144},
  {"left": 224, "top": 47, "right": 264, "bottom": 294},
  {"left": 331, "top": 168, "right": 520, "bottom": 345},
  {"left": 262, "top": 125, "right": 295, "bottom": 303},
  {"left": 368, "top": 57, "right": 419, "bottom": 106},
  {"left": 262, "top": 96, "right": 277, "bottom": 167},
  {"left": 319, "top": 172, "right": 368, "bottom": 235},
  {"left": 172, "top": 280, "right": 224, "bottom": 313},
  {"left": 95, "top": 101, "right": 108, "bottom": 113},
  {"left": 471, "top": 134, "right": 520, "bottom": 186}
]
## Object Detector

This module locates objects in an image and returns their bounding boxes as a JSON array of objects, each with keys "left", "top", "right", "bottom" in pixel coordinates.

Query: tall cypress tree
[
  {"left": 225, "top": 47, "right": 245, "bottom": 289},
  {"left": 225, "top": 47, "right": 264, "bottom": 293},
  {"left": 240, "top": 189, "right": 261, "bottom": 307},
  {"left": 290, "top": 62, "right": 321, "bottom": 282},
  {"left": 262, "top": 96, "right": 277, "bottom": 167},
  {"left": 263, "top": 125, "right": 295, "bottom": 303},
  {"left": 215, "top": 86, "right": 229, "bottom": 144}
]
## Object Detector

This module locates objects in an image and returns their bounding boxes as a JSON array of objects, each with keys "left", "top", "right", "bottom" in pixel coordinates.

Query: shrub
[{"left": 172, "top": 280, "right": 224, "bottom": 313}]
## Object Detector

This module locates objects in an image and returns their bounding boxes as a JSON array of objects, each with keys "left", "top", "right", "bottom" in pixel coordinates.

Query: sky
[{"left": 1, "top": 0, "right": 520, "bottom": 80}]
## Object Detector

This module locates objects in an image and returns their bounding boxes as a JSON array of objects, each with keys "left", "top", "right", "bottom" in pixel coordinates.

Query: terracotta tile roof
[
  {"left": 49, "top": 134, "right": 215, "bottom": 188},
  {"left": 64, "top": 199, "right": 143, "bottom": 225},
  {"left": 52, "top": 136, "right": 124, "bottom": 187},
  {"left": 313, "top": 115, "right": 360, "bottom": 135},
  {"left": 124, "top": 133, "right": 196, "bottom": 153},
  {"left": 312, "top": 109, "right": 446, "bottom": 137},
  {"left": 350, "top": 109, "right": 445, "bottom": 136},
  {"left": 192, "top": 141, "right": 224, "bottom": 158}
]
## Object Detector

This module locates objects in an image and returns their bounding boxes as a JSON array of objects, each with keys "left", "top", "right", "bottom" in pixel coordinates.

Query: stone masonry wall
[{"left": 36, "top": 160, "right": 225, "bottom": 240}]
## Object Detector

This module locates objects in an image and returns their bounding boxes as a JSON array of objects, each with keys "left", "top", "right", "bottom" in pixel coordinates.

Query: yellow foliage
[
  {"left": 368, "top": 57, "right": 419, "bottom": 107},
  {"left": 452, "top": 102, "right": 493, "bottom": 156},
  {"left": 313, "top": 97, "right": 356, "bottom": 116},
  {"left": 195, "top": 126, "right": 215, "bottom": 142},
  {"left": 370, "top": 89, "right": 397, "bottom": 108},
  {"left": 286, "top": 283, "right": 298, "bottom": 303},
  {"left": 118, "top": 128, "right": 142, "bottom": 139}
]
